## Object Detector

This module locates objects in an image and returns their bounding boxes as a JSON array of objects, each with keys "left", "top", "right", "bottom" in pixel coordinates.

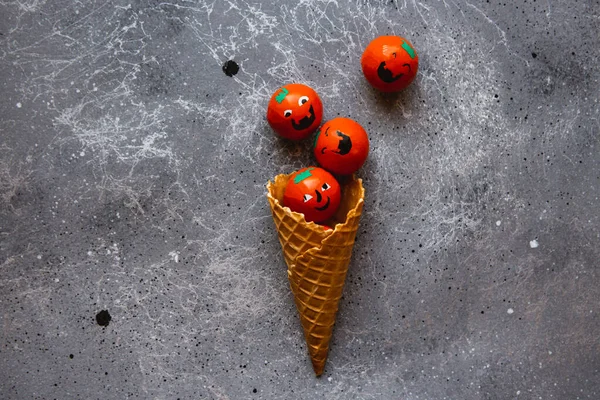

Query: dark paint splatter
[
  {"left": 222, "top": 60, "right": 239, "bottom": 77},
  {"left": 96, "top": 310, "right": 111, "bottom": 327}
]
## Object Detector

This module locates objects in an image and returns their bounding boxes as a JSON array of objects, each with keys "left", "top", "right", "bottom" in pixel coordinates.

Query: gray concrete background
[{"left": 1, "top": 0, "right": 599, "bottom": 399}]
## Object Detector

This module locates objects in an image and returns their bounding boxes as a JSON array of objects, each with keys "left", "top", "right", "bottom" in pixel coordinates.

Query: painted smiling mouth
[
  {"left": 320, "top": 130, "right": 352, "bottom": 155},
  {"left": 315, "top": 196, "right": 331, "bottom": 211},
  {"left": 334, "top": 130, "right": 352, "bottom": 155},
  {"left": 291, "top": 105, "right": 315, "bottom": 130},
  {"left": 377, "top": 62, "right": 411, "bottom": 83}
]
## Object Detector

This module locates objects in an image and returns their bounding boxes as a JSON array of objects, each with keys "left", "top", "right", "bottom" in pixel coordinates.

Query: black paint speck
[
  {"left": 69, "top": 354, "right": 74, "bottom": 359},
  {"left": 532, "top": 52, "right": 537, "bottom": 58},
  {"left": 253, "top": 388, "right": 257, "bottom": 393},
  {"left": 222, "top": 60, "right": 239, "bottom": 77},
  {"left": 96, "top": 310, "right": 111, "bottom": 327}
]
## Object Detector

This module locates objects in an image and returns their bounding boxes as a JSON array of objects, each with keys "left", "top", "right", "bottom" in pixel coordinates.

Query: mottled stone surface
[{"left": 1, "top": 1, "right": 599, "bottom": 399}]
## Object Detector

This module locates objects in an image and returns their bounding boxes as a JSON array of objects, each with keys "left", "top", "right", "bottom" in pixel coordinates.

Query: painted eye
[
  {"left": 298, "top": 96, "right": 309, "bottom": 106},
  {"left": 283, "top": 109, "right": 292, "bottom": 118},
  {"left": 321, "top": 183, "right": 330, "bottom": 191},
  {"left": 392, "top": 52, "right": 397, "bottom": 58},
  {"left": 303, "top": 194, "right": 313, "bottom": 203}
]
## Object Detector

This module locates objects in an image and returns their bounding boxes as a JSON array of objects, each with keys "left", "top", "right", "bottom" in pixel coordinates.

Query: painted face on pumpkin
[
  {"left": 361, "top": 35, "right": 419, "bottom": 92},
  {"left": 283, "top": 167, "right": 341, "bottom": 223},
  {"left": 314, "top": 118, "right": 369, "bottom": 176},
  {"left": 267, "top": 83, "right": 323, "bottom": 140},
  {"left": 377, "top": 51, "right": 413, "bottom": 83}
]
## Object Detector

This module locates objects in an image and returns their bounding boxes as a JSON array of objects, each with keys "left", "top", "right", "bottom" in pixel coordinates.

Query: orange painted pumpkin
[
  {"left": 283, "top": 167, "right": 341, "bottom": 223},
  {"left": 313, "top": 118, "right": 369, "bottom": 175},
  {"left": 267, "top": 83, "right": 323, "bottom": 140},
  {"left": 361, "top": 35, "right": 419, "bottom": 92}
]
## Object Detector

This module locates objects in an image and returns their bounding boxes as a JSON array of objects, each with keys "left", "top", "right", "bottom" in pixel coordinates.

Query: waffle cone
[{"left": 266, "top": 173, "right": 365, "bottom": 376}]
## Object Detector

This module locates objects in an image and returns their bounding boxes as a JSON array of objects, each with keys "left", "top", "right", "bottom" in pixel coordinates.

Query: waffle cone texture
[{"left": 266, "top": 173, "right": 365, "bottom": 376}]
